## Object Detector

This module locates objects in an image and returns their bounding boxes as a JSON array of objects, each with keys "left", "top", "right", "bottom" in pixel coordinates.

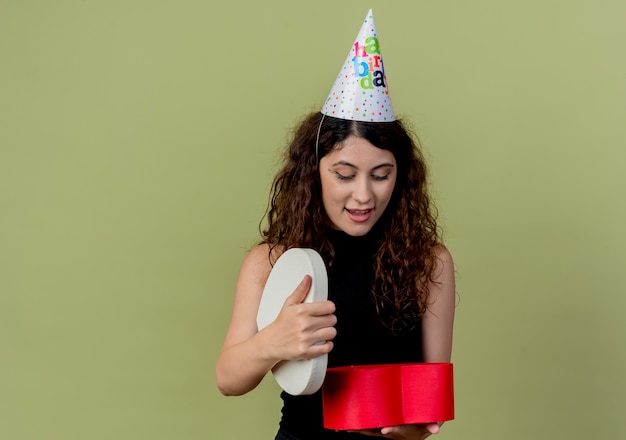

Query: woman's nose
[{"left": 352, "top": 178, "right": 373, "bottom": 204}]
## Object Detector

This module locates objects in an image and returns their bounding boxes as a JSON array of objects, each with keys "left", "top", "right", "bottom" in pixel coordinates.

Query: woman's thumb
[{"left": 284, "top": 275, "right": 312, "bottom": 306}]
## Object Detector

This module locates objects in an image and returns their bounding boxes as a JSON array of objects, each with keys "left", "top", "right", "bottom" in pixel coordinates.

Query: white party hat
[{"left": 321, "top": 9, "right": 395, "bottom": 122}]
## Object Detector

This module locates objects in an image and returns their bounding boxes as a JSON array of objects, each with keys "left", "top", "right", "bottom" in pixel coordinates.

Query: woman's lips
[{"left": 345, "top": 208, "right": 373, "bottom": 223}]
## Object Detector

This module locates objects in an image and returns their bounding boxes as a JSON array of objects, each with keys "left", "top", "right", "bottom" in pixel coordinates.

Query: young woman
[{"left": 216, "top": 112, "right": 456, "bottom": 440}]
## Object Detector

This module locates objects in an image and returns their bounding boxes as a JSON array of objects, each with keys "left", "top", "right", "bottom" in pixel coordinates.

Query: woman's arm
[
  {"left": 422, "top": 246, "right": 456, "bottom": 363},
  {"left": 215, "top": 244, "right": 337, "bottom": 396},
  {"left": 357, "top": 247, "right": 456, "bottom": 439},
  {"left": 215, "top": 245, "right": 276, "bottom": 396}
]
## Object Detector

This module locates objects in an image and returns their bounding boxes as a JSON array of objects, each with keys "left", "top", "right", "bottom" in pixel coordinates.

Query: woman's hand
[
  {"left": 259, "top": 275, "right": 337, "bottom": 362},
  {"left": 216, "top": 246, "right": 336, "bottom": 396},
  {"left": 353, "top": 423, "right": 442, "bottom": 439}
]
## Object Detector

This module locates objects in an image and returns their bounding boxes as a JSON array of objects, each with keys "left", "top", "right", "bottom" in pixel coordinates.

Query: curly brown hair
[{"left": 261, "top": 112, "right": 442, "bottom": 332}]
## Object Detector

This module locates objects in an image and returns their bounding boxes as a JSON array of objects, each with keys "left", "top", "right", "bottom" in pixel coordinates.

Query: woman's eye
[
  {"left": 372, "top": 174, "right": 390, "bottom": 181},
  {"left": 334, "top": 172, "right": 354, "bottom": 181}
]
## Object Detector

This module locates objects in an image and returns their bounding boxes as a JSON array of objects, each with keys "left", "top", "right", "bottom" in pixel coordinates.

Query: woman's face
[{"left": 319, "top": 135, "right": 397, "bottom": 236}]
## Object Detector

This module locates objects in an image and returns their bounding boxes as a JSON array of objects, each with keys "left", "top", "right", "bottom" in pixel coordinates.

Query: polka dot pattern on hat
[{"left": 321, "top": 9, "right": 395, "bottom": 122}]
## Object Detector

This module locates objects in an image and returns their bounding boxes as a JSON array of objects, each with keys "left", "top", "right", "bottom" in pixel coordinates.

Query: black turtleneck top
[{"left": 277, "top": 228, "right": 423, "bottom": 440}]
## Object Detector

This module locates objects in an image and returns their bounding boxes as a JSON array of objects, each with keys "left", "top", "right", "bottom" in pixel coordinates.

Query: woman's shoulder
[
  {"left": 244, "top": 242, "right": 287, "bottom": 263},
  {"left": 430, "top": 243, "right": 455, "bottom": 283},
  {"left": 433, "top": 244, "right": 453, "bottom": 265},
  {"left": 239, "top": 243, "right": 285, "bottom": 286}
]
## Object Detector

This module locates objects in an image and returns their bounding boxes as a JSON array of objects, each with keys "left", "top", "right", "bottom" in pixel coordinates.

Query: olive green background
[{"left": 1, "top": 1, "right": 624, "bottom": 439}]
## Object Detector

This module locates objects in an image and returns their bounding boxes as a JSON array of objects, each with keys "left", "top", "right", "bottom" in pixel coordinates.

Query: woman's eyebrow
[
  {"left": 371, "top": 163, "right": 395, "bottom": 171},
  {"left": 330, "top": 160, "right": 395, "bottom": 171},
  {"left": 330, "top": 160, "right": 358, "bottom": 168}
]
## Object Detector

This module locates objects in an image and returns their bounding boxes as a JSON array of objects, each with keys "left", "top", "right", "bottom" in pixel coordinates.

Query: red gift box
[{"left": 322, "top": 363, "right": 454, "bottom": 430}]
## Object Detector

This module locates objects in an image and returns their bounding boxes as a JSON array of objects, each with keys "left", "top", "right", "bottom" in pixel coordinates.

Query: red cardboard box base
[{"left": 322, "top": 363, "right": 454, "bottom": 430}]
